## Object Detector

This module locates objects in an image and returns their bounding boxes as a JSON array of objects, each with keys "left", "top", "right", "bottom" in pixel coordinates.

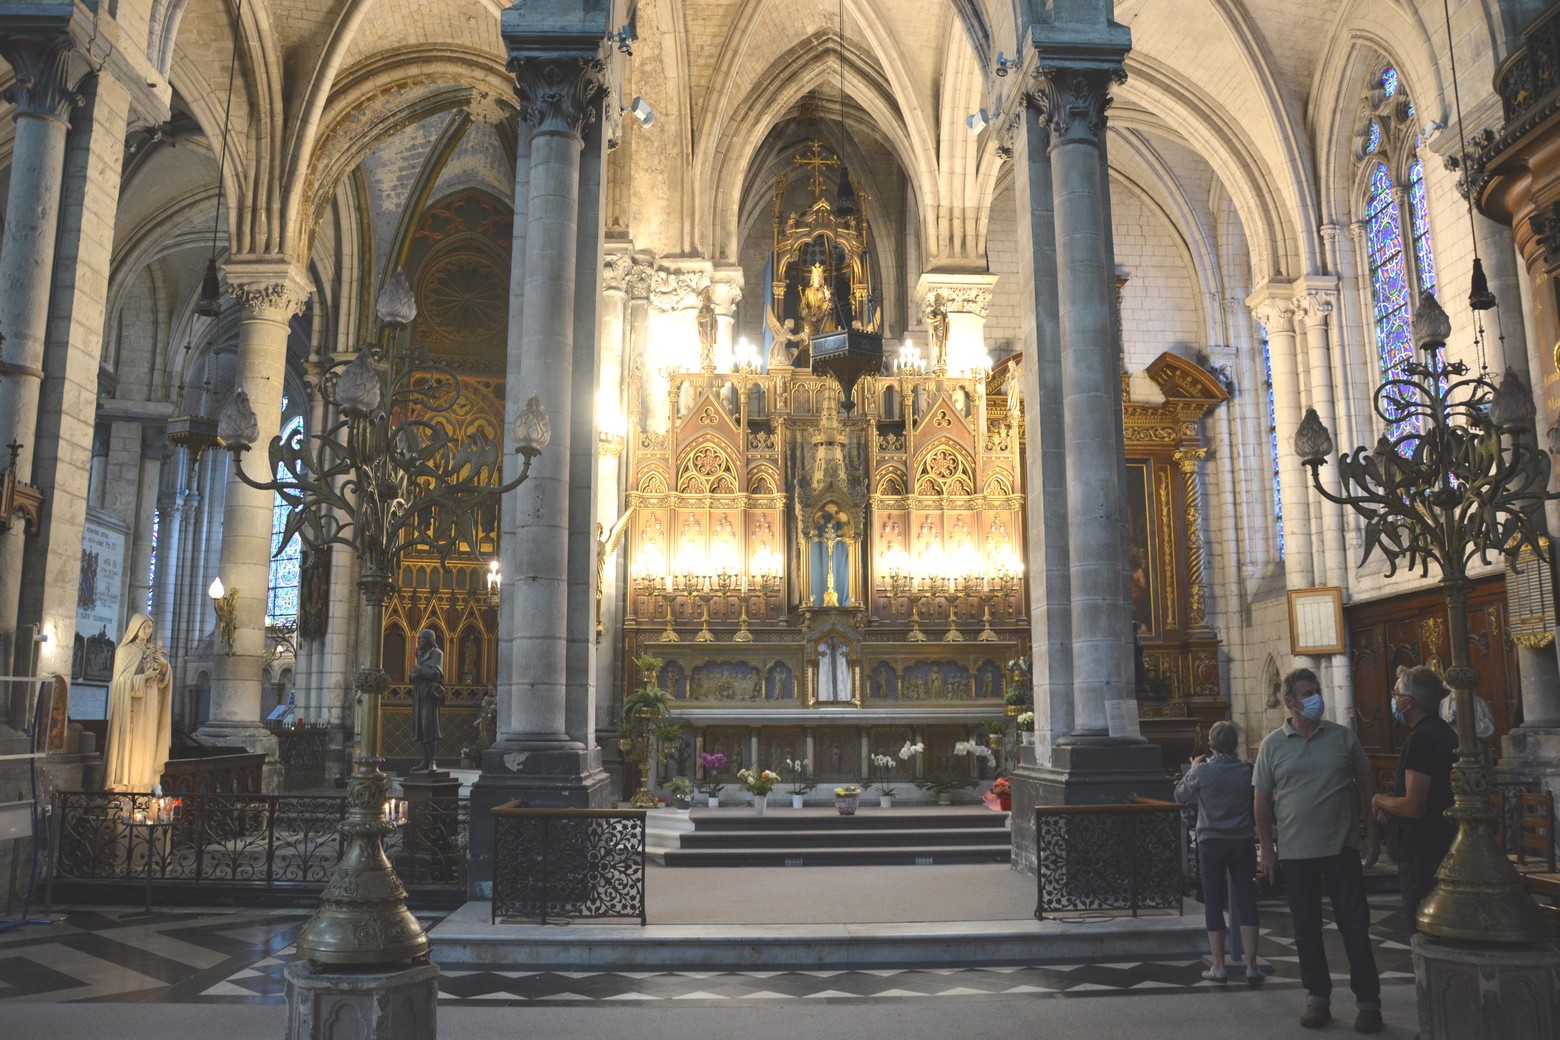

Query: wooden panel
[{"left": 1346, "top": 576, "right": 1516, "bottom": 792}]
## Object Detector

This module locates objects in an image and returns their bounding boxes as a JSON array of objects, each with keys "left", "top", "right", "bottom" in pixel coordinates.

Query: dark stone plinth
[
  {"left": 1412, "top": 933, "right": 1560, "bottom": 1040},
  {"left": 1009, "top": 741, "right": 1171, "bottom": 878},
  {"left": 284, "top": 960, "right": 439, "bottom": 1040},
  {"left": 466, "top": 743, "right": 611, "bottom": 899}
]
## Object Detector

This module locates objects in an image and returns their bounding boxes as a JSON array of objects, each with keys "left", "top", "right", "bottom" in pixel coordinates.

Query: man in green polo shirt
[{"left": 1255, "top": 667, "right": 1382, "bottom": 1034}]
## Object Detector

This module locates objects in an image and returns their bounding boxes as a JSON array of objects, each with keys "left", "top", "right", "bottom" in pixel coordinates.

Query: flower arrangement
[
  {"left": 834, "top": 784, "right": 862, "bottom": 797},
  {"left": 953, "top": 739, "right": 996, "bottom": 764},
  {"left": 869, "top": 740, "right": 923, "bottom": 798},
  {"left": 1015, "top": 711, "right": 1035, "bottom": 730},
  {"left": 737, "top": 768, "right": 782, "bottom": 796},
  {"left": 991, "top": 776, "right": 1011, "bottom": 797},
  {"left": 784, "top": 757, "right": 813, "bottom": 795},
  {"left": 697, "top": 751, "right": 727, "bottom": 797}
]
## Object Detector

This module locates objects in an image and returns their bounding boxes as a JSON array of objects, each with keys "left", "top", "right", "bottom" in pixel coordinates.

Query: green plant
[
  {"left": 918, "top": 773, "right": 972, "bottom": 795},
  {"left": 667, "top": 775, "right": 692, "bottom": 797},
  {"left": 622, "top": 684, "right": 672, "bottom": 723}
]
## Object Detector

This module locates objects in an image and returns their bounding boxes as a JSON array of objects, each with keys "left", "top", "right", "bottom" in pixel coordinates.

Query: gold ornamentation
[{"left": 1420, "top": 616, "right": 1446, "bottom": 652}]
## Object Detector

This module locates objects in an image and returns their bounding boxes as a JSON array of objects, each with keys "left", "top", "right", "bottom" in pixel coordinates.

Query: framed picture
[{"left": 1288, "top": 587, "right": 1346, "bottom": 655}]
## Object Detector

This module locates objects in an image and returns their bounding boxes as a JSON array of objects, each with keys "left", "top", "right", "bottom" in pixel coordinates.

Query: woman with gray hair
[{"left": 1175, "top": 719, "right": 1261, "bottom": 983}]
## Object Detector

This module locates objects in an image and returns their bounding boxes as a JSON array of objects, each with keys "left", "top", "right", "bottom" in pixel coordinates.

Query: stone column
[
  {"left": 1251, "top": 296, "right": 1316, "bottom": 589},
  {"left": 152, "top": 488, "right": 178, "bottom": 647},
  {"left": 595, "top": 252, "right": 631, "bottom": 752},
  {"left": 16, "top": 72, "right": 141, "bottom": 705},
  {"left": 1035, "top": 64, "right": 1139, "bottom": 742},
  {"left": 194, "top": 260, "right": 311, "bottom": 791},
  {"left": 708, "top": 265, "right": 745, "bottom": 366},
  {"left": 1294, "top": 289, "right": 1350, "bottom": 586},
  {"left": 627, "top": 257, "right": 653, "bottom": 431},
  {"left": 124, "top": 427, "right": 166, "bottom": 621},
  {"left": 1009, "top": 93, "right": 1073, "bottom": 753},
  {"left": 914, "top": 273, "right": 996, "bottom": 376},
  {"left": 0, "top": 27, "right": 91, "bottom": 686},
  {"left": 473, "top": 16, "right": 613, "bottom": 898},
  {"left": 500, "top": 52, "right": 605, "bottom": 745}
]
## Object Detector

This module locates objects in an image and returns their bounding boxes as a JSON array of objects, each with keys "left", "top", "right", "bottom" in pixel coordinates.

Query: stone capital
[
  {"left": 602, "top": 252, "right": 633, "bottom": 295},
  {"left": 223, "top": 259, "right": 313, "bottom": 324},
  {"left": 649, "top": 263, "right": 711, "bottom": 313},
  {"left": 1318, "top": 223, "right": 1341, "bottom": 246},
  {"left": 1249, "top": 297, "right": 1296, "bottom": 332},
  {"left": 508, "top": 53, "right": 608, "bottom": 138},
  {"left": 0, "top": 29, "right": 92, "bottom": 123},
  {"left": 1294, "top": 290, "right": 1336, "bottom": 327},
  {"left": 708, "top": 267, "right": 745, "bottom": 315},
  {"left": 915, "top": 272, "right": 997, "bottom": 318},
  {"left": 627, "top": 259, "right": 654, "bottom": 300},
  {"left": 1030, "top": 64, "right": 1124, "bottom": 144}
]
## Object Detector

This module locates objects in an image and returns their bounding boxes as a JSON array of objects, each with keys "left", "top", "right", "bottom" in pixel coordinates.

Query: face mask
[
  {"left": 1299, "top": 693, "right": 1325, "bottom": 721},
  {"left": 1391, "top": 698, "right": 1408, "bottom": 725}
]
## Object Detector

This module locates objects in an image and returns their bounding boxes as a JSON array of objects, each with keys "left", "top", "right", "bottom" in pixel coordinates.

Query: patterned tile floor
[{"left": 0, "top": 898, "right": 1418, "bottom": 1008}]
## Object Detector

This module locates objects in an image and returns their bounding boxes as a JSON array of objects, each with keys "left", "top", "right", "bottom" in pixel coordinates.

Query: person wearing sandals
[{"left": 1175, "top": 720, "right": 1261, "bottom": 985}]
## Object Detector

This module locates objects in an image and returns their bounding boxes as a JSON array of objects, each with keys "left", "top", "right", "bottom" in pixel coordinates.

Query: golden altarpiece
[{"left": 621, "top": 148, "right": 1231, "bottom": 787}]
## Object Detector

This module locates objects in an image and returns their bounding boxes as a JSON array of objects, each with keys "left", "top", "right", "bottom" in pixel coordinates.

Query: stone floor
[{"left": 0, "top": 860, "right": 1428, "bottom": 1035}]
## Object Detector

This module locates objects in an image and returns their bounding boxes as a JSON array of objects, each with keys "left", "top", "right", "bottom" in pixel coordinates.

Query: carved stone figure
[
  {"left": 409, "top": 628, "right": 445, "bottom": 772},
  {"left": 104, "top": 613, "right": 173, "bottom": 793}
]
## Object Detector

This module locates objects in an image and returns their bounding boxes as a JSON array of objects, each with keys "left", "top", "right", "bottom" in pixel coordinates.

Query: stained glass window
[
  {"left": 268, "top": 414, "right": 303, "bottom": 626},
  {"left": 1261, "top": 324, "right": 1283, "bottom": 558},
  {"left": 1366, "top": 121, "right": 1381, "bottom": 153},
  {"left": 1382, "top": 68, "right": 1399, "bottom": 96},
  {"left": 1364, "top": 161, "right": 1417, "bottom": 443},
  {"left": 1407, "top": 158, "right": 1437, "bottom": 297}
]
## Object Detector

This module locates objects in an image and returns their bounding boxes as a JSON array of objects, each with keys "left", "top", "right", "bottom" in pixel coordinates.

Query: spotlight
[
  {"left": 627, "top": 96, "right": 654, "bottom": 128},
  {"left": 994, "top": 52, "right": 1014, "bottom": 77},
  {"left": 965, "top": 109, "right": 989, "bottom": 133}
]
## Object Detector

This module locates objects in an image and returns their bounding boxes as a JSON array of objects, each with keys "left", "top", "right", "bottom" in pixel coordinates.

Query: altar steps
[{"left": 648, "top": 806, "right": 1012, "bottom": 867}]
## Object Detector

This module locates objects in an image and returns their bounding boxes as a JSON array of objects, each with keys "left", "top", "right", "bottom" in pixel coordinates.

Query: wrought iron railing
[
  {"left": 1033, "top": 803, "right": 1185, "bottom": 918},
  {"left": 490, "top": 805, "right": 646, "bottom": 925},
  {"left": 50, "top": 791, "right": 467, "bottom": 905}
]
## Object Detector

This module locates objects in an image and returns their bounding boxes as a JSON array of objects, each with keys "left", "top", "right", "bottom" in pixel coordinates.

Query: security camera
[{"left": 628, "top": 96, "right": 654, "bottom": 128}]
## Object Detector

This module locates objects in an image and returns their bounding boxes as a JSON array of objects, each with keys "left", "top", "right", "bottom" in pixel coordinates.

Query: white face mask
[{"left": 1299, "top": 693, "right": 1325, "bottom": 721}]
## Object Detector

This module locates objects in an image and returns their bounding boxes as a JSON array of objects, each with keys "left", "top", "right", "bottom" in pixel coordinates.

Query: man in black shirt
[{"left": 1371, "top": 665, "right": 1458, "bottom": 924}]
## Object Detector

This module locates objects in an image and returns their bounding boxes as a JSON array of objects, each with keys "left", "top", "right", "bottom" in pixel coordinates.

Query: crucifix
[
  {"left": 793, "top": 140, "right": 840, "bottom": 199},
  {"left": 822, "top": 521, "right": 842, "bottom": 607}
]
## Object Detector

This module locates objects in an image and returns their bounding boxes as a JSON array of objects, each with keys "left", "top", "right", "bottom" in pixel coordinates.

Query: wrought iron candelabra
[
  {"left": 217, "top": 270, "right": 550, "bottom": 967},
  {"left": 1294, "top": 290, "right": 1549, "bottom": 945}
]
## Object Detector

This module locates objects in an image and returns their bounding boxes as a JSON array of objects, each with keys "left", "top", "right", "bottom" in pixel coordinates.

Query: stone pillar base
[
  {"left": 1009, "top": 742, "right": 1170, "bottom": 877},
  {"left": 191, "top": 720, "right": 284, "bottom": 792},
  {"left": 285, "top": 959, "right": 439, "bottom": 1040},
  {"left": 1412, "top": 933, "right": 1560, "bottom": 1040},
  {"left": 466, "top": 743, "right": 611, "bottom": 899}
]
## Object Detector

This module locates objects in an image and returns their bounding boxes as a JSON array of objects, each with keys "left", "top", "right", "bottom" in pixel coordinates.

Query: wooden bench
[{"left": 1505, "top": 790, "right": 1559, "bottom": 923}]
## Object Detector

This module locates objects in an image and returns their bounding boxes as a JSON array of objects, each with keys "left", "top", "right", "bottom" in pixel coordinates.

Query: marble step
[
  {"left": 678, "top": 826, "right": 1011, "bottom": 849},
  {"left": 661, "top": 843, "right": 1012, "bottom": 867}
]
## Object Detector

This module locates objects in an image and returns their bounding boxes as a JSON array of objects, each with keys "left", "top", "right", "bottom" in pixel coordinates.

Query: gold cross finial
[{"left": 793, "top": 140, "right": 840, "bottom": 199}]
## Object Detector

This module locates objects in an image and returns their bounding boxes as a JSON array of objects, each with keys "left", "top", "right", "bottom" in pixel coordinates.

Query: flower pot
[
  {"left": 937, "top": 792, "right": 953, "bottom": 806},
  {"left": 707, "top": 796, "right": 719, "bottom": 809},
  {"left": 879, "top": 795, "right": 893, "bottom": 809},
  {"left": 670, "top": 792, "right": 692, "bottom": 812},
  {"left": 834, "top": 794, "right": 859, "bottom": 816},
  {"left": 1021, "top": 731, "right": 1034, "bottom": 746},
  {"left": 998, "top": 794, "right": 1012, "bottom": 812},
  {"left": 791, "top": 794, "right": 805, "bottom": 809},
  {"left": 753, "top": 794, "right": 767, "bottom": 816}
]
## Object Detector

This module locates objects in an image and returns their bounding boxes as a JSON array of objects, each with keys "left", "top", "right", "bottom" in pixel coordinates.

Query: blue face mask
[
  {"left": 1299, "top": 693, "right": 1325, "bottom": 721},
  {"left": 1391, "top": 698, "right": 1408, "bottom": 725}
]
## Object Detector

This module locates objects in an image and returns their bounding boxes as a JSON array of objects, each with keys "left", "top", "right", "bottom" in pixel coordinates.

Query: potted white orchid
[
  {"left": 784, "top": 756, "right": 813, "bottom": 808},
  {"left": 869, "top": 740, "right": 923, "bottom": 806}
]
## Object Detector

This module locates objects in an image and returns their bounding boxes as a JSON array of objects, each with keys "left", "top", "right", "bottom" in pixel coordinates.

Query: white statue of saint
[{"left": 103, "top": 613, "right": 174, "bottom": 793}]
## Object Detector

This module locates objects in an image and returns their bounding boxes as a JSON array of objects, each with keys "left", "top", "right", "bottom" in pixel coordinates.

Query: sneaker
[
  {"left": 1245, "top": 967, "right": 1264, "bottom": 985},
  {"left": 1300, "top": 1006, "right": 1332, "bottom": 1029},
  {"left": 1354, "top": 1009, "right": 1383, "bottom": 1034},
  {"left": 1200, "top": 967, "right": 1228, "bottom": 983}
]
